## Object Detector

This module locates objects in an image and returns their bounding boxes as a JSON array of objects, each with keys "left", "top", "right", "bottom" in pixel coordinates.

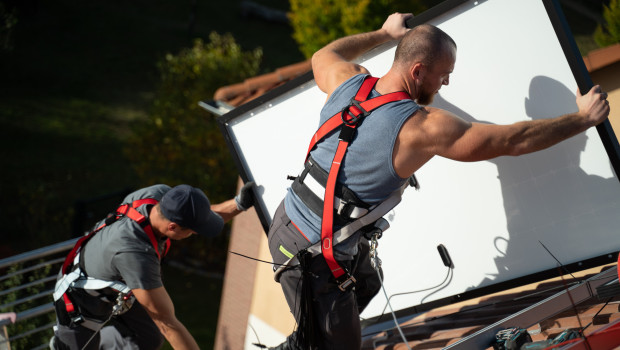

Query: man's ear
[
  {"left": 167, "top": 222, "right": 178, "bottom": 232},
  {"left": 411, "top": 62, "right": 424, "bottom": 79}
]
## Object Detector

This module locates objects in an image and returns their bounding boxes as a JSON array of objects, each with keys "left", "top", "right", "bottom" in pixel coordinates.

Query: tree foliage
[
  {"left": 288, "top": 0, "right": 428, "bottom": 58},
  {"left": 0, "top": 1, "right": 18, "bottom": 52},
  {"left": 126, "top": 32, "right": 262, "bottom": 270},
  {"left": 127, "top": 32, "right": 262, "bottom": 203},
  {"left": 594, "top": 0, "right": 620, "bottom": 47}
]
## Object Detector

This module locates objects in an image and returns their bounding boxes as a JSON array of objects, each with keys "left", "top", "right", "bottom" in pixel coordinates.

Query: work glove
[{"left": 235, "top": 181, "right": 255, "bottom": 211}]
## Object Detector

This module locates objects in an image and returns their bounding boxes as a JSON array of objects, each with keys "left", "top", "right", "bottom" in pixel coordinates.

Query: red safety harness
[
  {"left": 58, "top": 198, "right": 170, "bottom": 314},
  {"left": 303, "top": 75, "right": 411, "bottom": 288}
]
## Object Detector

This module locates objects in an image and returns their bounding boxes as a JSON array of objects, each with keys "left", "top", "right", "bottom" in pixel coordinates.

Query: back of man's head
[{"left": 393, "top": 24, "right": 456, "bottom": 69}]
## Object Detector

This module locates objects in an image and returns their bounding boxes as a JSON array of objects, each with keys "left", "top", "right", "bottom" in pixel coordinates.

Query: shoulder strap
[
  {"left": 304, "top": 76, "right": 410, "bottom": 161},
  {"left": 123, "top": 199, "right": 170, "bottom": 260},
  {"left": 308, "top": 75, "right": 411, "bottom": 285},
  {"left": 61, "top": 197, "right": 169, "bottom": 275}
]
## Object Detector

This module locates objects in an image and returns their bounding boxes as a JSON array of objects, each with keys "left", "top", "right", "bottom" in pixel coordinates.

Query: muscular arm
[
  {"left": 430, "top": 85, "right": 610, "bottom": 162},
  {"left": 132, "top": 287, "right": 199, "bottom": 350},
  {"left": 395, "top": 85, "right": 610, "bottom": 176},
  {"left": 312, "top": 12, "right": 412, "bottom": 96}
]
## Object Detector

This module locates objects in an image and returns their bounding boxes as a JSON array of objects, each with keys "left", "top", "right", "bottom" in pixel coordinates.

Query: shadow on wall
[{"left": 433, "top": 75, "right": 620, "bottom": 290}]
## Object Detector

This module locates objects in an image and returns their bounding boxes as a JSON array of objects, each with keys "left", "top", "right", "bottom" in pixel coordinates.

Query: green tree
[
  {"left": 594, "top": 0, "right": 620, "bottom": 47},
  {"left": 127, "top": 32, "right": 262, "bottom": 202},
  {"left": 126, "top": 32, "right": 262, "bottom": 270},
  {"left": 0, "top": 1, "right": 18, "bottom": 52},
  {"left": 288, "top": 0, "right": 428, "bottom": 58}
]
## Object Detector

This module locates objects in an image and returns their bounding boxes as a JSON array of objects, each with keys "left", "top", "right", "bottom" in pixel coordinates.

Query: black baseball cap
[{"left": 159, "top": 185, "right": 224, "bottom": 237}]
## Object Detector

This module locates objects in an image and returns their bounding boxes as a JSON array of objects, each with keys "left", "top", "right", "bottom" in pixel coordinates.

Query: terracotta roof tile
[
  {"left": 361, "top": 266, "right": 620, "bottom": 349},
  {"left": 582, "top": 43, "right": 620, "bottom": 72},
  {"left": 214, "top": 45, "right": 620, "bottom": 110},
  {"left": 213, "top": 59, "right": 311, "bottom": 107}
]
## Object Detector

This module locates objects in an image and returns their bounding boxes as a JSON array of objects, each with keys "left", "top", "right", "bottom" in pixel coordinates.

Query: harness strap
[
  {"left": 125, "top": 206, "right": 170, "bottom": 260},
  {"left": 305, "top": 76, "right": 411, "bottom": 282},
  {"left": 292, "top": 157, "right": 371, "bottom": 223},
  {"left": 61, "top": 198, "right": 167, "bottom": 273},
  {"left": 274, "top": 180, "right": 408, "bottom": 283},
  {"left": 62, "top": 293, "right": 75, "bottom": 313},
  {"left": 56, "top": 197, "right": 169, "bottom": 320},
  {"left": 61, "top": 233, "right": 95, "bottom": 274},
  {"left": 305, "top": 78, "right": 410, "bottom": 162}
]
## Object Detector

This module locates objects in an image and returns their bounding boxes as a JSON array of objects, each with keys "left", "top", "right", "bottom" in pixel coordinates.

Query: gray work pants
[
  {"left": 268, "top": 201, "right": 383, "bottom": 350},
  {"left": 53, "top": 299, "right": 164, "bottom": 350}
]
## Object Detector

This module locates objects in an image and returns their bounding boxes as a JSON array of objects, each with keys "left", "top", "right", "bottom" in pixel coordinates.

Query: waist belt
[
  {"left": 274, "top": 179, "right": 410, "bottom": 287},
  {"left": 292, "top": 156, "right": 373, "bottom": 224}
]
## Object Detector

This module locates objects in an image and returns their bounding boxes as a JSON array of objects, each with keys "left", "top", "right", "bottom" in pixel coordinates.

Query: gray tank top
[{"left": 285, "top": 74, "right": 420, "bottom": 245}]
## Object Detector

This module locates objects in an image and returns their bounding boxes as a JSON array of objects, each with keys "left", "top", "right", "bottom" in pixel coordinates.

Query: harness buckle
[
  {"left": 337, "top": 201, "right": 352, "bottom": 220},
  {"left": 71, "top": 314, "right": 84, "bottom": 326},
  {"left": 336, "top": 273, "right": 357, "bottom": 292},
  {"left": 340, "top": 99, "right": 369, "bottom": 126}
]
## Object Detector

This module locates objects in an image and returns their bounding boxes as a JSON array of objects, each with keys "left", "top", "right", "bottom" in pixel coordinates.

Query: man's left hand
[{"left": 235, "top": 181, "right": 255, "bottom": 211}]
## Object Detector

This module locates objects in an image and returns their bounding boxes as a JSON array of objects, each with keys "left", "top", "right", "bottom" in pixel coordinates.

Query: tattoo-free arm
[
  {"left": 210, "top": 199, "right": 241, "bottom": 223},
  {"left": 132, "top": 287, "right": 199, "bottom": 350},
  {"left": 425, "top": 85, "right": 610, "bottom": 162},
  {"left": 312, "top": 12, "right": 412, "bottom": 96}
]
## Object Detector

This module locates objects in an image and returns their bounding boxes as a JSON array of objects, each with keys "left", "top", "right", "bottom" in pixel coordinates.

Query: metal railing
[{"left": 0, "top": 239, "right": 78, "bottom": 350}]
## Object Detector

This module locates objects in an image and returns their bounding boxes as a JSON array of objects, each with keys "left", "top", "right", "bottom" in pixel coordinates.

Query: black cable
[
  {"left": 580, "top": 296, "right": 613, "bottom": 333},
  {"left": 249, "top": 322, "right": 267, "bottom": 349},
  {"left": 229, "top": 250, "right": 288, "bottom": 267},
  {"left": 421, "top": 267, "right": 453, "bottom": 304},
  {"left": 539, "top": 240, "right": 577, "bottom": 280}
]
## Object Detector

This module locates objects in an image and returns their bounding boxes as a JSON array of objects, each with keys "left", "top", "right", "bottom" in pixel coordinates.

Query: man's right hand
[
  {"left": 381, "top": 12, "right": 414, "bottom": 40},
  {"left": 576, "top": 85, "right": 610, "bottom": 127}
]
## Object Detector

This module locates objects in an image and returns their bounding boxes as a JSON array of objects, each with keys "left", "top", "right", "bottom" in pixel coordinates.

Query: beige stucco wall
[
  {"left": 590, "top": 60, "right": 620, "bottom": 142},
  {"left": 249, "top": 236, "right": 295, "bottom": 334},
  {"left": 214, "top": 180, "right": 264, "bottom": 350}
]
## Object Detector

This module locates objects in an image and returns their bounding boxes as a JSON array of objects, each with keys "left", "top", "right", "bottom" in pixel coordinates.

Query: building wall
[{"left": 214, "top": 179, "right": 264, "bottom": 350}]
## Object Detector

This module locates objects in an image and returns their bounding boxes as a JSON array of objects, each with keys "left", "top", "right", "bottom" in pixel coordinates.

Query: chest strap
[
  {"left": 304, "top": 76, "right": 411, "bottom": 285},
  {"left": 292, "top": 156, "right": 371, "bottom": 225}
]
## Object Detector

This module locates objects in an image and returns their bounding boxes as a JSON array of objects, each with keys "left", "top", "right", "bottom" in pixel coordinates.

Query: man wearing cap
[{"left": 51, "top": 183, "right": 254, "bottom": 350}]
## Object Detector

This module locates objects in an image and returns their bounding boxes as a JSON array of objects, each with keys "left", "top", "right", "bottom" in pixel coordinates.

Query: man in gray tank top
[{"left": 268, "top": 11, "right": 610, "bottom": 350}]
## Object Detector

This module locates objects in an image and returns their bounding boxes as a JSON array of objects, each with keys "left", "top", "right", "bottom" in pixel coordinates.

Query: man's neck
[
  {"left": 147, "top": 205, "right": 166, "bottom": 239},
  {"left": 376, "top": 70, "right": 413, "bottom": 98}
]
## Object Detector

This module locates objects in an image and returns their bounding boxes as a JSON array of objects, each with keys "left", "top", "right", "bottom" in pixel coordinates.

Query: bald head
[{"left": 393, "top": 24, "right": 456, "bottom": 69}]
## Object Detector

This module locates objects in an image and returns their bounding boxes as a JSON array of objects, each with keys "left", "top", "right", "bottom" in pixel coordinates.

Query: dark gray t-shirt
[{"left": 81, "top": 184, "right": 171, "bottom": 290}]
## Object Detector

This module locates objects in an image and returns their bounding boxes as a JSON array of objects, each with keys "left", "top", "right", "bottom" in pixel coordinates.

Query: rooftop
[{"left": 212, "top": 44, "right": 620, "bottom": 350}]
